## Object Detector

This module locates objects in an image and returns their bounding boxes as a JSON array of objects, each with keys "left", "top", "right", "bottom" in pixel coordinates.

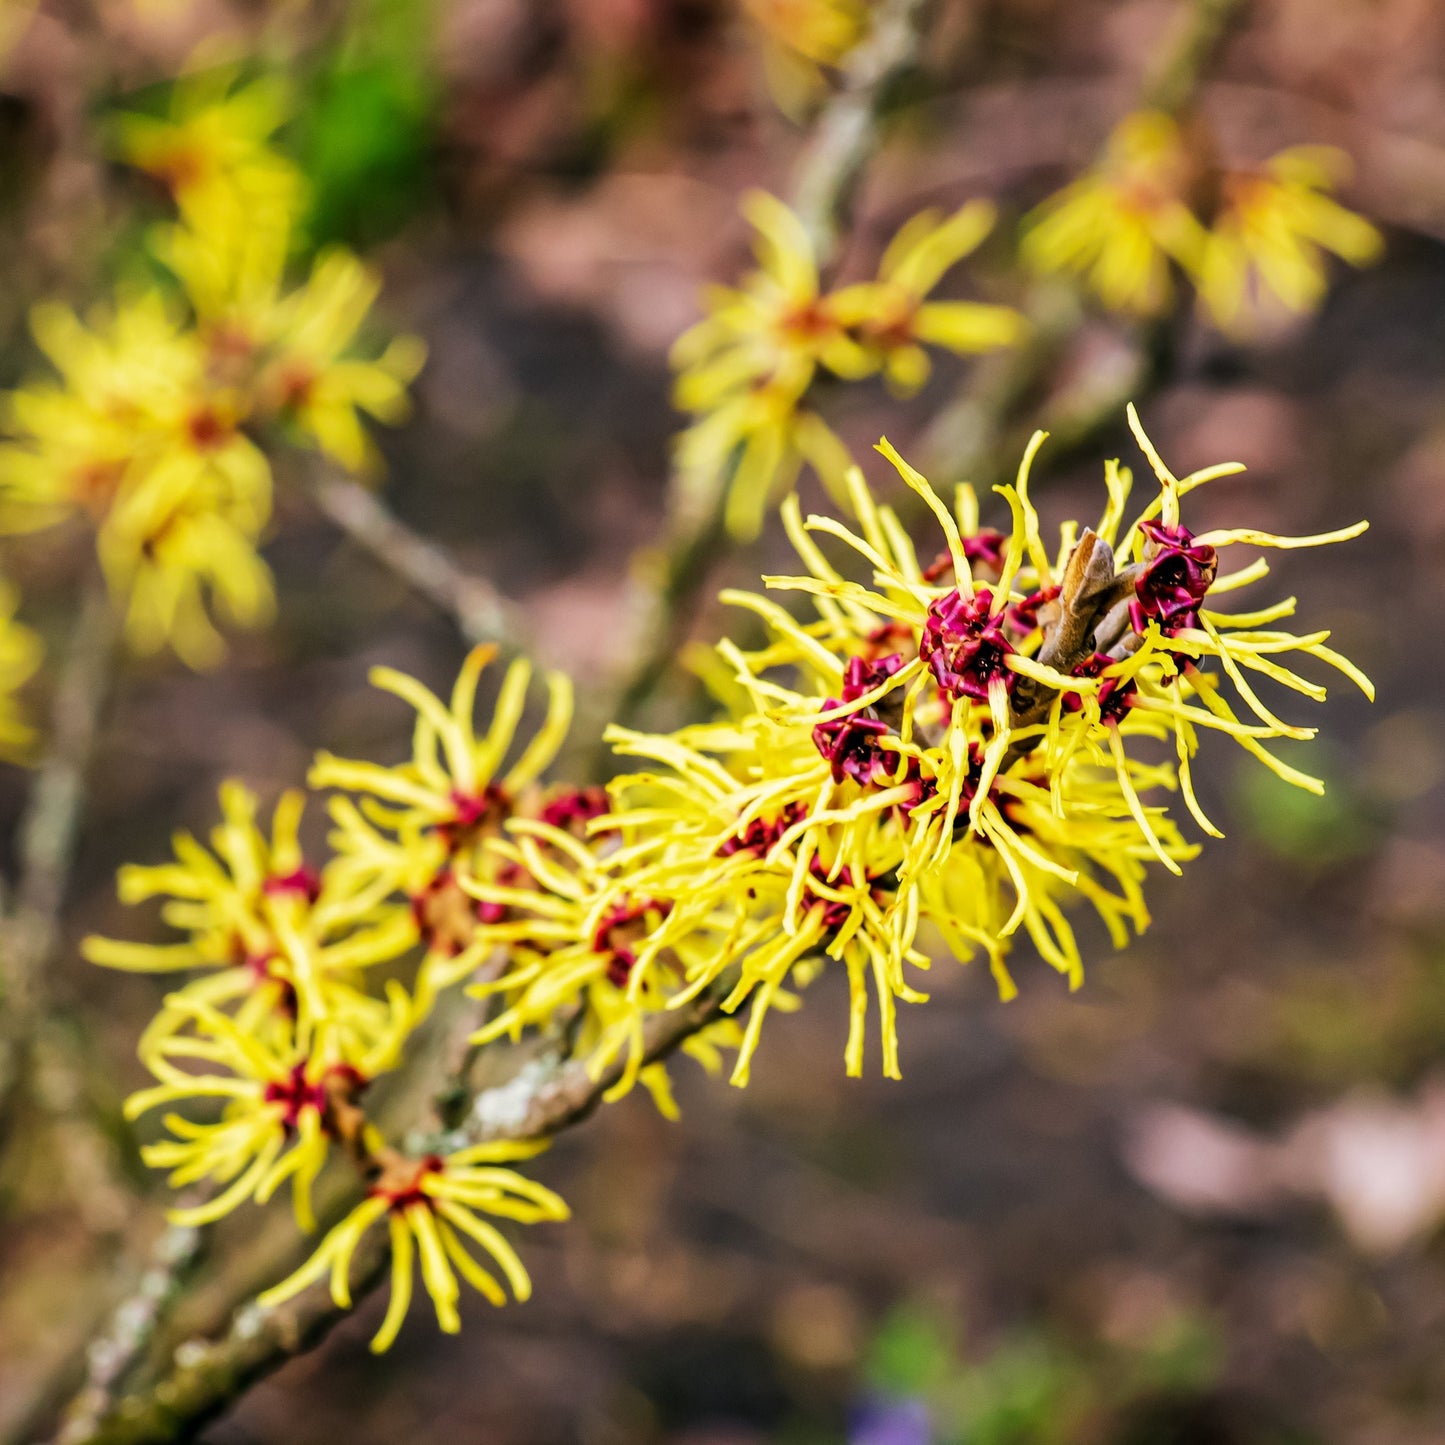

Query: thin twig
[
  {"left": 1141, "top": 0, "right": 1248, "bottom": 116},
  {"left": 302, "top": 464, "right": 527, "bottom": 652},
  {"left": 0, "top": 570, "right": 125, "bottom": 1223},
  {"left": 600, "top": 0, "right": 937, "bottom": 744},
  {"left": 1, "top": 572, "right": 119, "bottom": 1030},
  {"left": 52, "top": 1199, "right": 212, "bottom": 1445},
  {"left": 919, "top": 0, "right": 1250, "bottom": 490},
  {"left": 64, "top": 987, "right": 727, "bottom": 1445},
  {"left": 790, "top": 0, "right": 937, "bottom": 261}
]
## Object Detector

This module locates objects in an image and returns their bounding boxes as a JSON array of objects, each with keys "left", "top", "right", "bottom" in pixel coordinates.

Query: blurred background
[{"left": 3, "top": 0, "right": 1445, "bottom": 1442}]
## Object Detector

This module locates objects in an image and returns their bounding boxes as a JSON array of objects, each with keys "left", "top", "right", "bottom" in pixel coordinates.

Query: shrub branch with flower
[
  {"left": 0, "top": 0, "right": 1391, "bottom": 1422},
  {"left": 89, "top": 406, "right": 1370, "bottom": 1348}
]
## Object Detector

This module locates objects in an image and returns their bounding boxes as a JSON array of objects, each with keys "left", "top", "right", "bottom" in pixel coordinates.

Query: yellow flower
[
  {"left": 0, "top": 578, "right": 40, "bottom": 762},
  {"left": 84, "top": 780, "right": 417, "bottom": 1040},
  {"left": 742, "top": 0, "right": 864, "bottom": 66},
  {"left": 741, "top": 0, "right": 868, "bottom": 118},
  {"left": 1197, "top": 146, "right": 1383, "bottom": 334},
  {"left": 460, "top": 817, "right": 731, "bottom": 1113},
  {"left": 597, "top": 710, "right": 930, "bottom": 1085},
  {"left": 96, "top": 460, "right": 274, "bottom": 671},
  {"left": 674, "top": 191, "right": 871, "bottom": 403},
  {"left": 155, "top": 211, "right": 425, "bottom": 479},
  {"left": 309, "top": 647, "right": 575, "bottom": 1017},
  {"left": 115, "top": 63, "right": 303, "bottom": 248},
  {"left": 256, "top": 250, "right": 427, "bottom": 476},
  {"left": 1, "top": 71, "right": 425, "bottom": 670},
  {"left": 1021, "top": 111, "right": 1208, "bottom": 316},
  {"left": 124, "top": 995, "right": 407, "bottom": 1231},
  {"left": 0, "top": 293, "right": 280, "bottom": 667},
  {"left": 672, "top": 191, "right": 870, "bottom": 538},
  {"left": 675, "top": 384, "right": 853, "bottom": 541},
  {"left": 595, "top": 406, "right": 1369, "bottom": 1082},
  {"left": 256, "top": 1140, "right": 569, "bottom": 1352},
  {"left": 673, "top": 192, "right": 1023, "bottom": 537},
  {"left": 0, "top": 295, "right": 200, "bottom": 530},
  {"left": 831, "top": 202, "right": 1026, "bottom": 393},
  {"left": 311, "top": 645, "right": 573, "bottom": 874}
]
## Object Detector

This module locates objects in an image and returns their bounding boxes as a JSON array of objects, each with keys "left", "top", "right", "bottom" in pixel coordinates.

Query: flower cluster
[
  {"left": 85, "top": 653, "right": 587, "bottom": 1350},
  {"left": 1022, "top": 111, "right": 1383, "bottom": 332},
  {"left": 509, "top": 412, "right": 1365, "bottom": 1085},
  {"left": 673, "top": 192, "right": 1025, "bottom": 539},
  {"left": 0, "top": 64, "right": 423, "bottom": 668},
  {"left": 93, "top": 409, "right": 1369, "bottom": 1345}
]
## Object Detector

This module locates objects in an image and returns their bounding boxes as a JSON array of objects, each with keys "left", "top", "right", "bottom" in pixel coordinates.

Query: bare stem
[
  {"left": 790, "top": 0, "right": 937, "bottom": 262},
  {"left": 301, "top": 464, "right": 527, "bottom": 653},
  {"left": 0, "top": 571, "right": 121, "bottom": 1142},
  {"left": 1142, "top": 0, "right": 1249, "bottom": 116},
  {"left": 52, "top": 1199, "right": 212, "bottom": 1445}
]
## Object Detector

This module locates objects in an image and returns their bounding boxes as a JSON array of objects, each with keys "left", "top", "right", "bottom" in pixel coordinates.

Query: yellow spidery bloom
[
  {"left": 156, "top": 224, "right": 426, "bottom": 478},
  {"left": 598, "top": 702, "right": 934, "bottom": 1087},
  {"left": 310, "top": 645, "right": 574, "bottom": 1016},
  {"left": 1021, "top": 111, "right": 1208, "bottom": 316},
  {"left": 674, "top": 193, "right": 869, "bottom": 398},
  {"left": 0, "top": 579, "right": 40, "bottom": 762},
  {"left": 0, "top": 65, "right": 425, "bottom": 668},
  {"left": 256, "top": 251, "right": 427, "bottom": 475},
  {"left": 257, "top": 1140, "right": 569, "bottom": 1353},
  {"left": 459, "top": 816, "right": 740, "bottom": 1114},
  {"left": 124, "top": 996, "right": 407, "bottom": 1231},
  {"left": 97, "top": 462, "right": 275, "bottom": 671},
  {"left": 831, "top": 202, "right": 1026, "bottom": 394},
  {"left": 84, "top": 781, "right": 417, "bottom": 1041},
  {"left": 312, "top": 645, "right": 572, "bottom": 884},
  {"left": 741, "top": 0, "right": 867, "bottom": 119},
  {"left": 0, "top": 295, "right": 210, "bottom": 531},
  {"left": 0, "top": 291, "right": 276, "bottom": 669},
  {"left": 1197, "top": 146, "right": 1384, "bottom": 334}
]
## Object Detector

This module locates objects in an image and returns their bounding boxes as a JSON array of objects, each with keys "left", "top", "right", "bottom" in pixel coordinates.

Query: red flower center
[
  {"left": 592, "top": 900, "right": 670, "bottom": 987},
  {"left": 920, "top": 588, "right": 1017, "bottom": 703}
]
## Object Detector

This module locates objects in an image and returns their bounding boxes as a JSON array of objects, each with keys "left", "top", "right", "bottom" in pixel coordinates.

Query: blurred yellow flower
[
  {"left": 1, "top": 80, "right": 426, "bottom": 665},
  {"left": 1022, "top": 111, "right": 1208, "bottom": 316},
  {"left": 832, "top": 202, "right": 1025, "bottom": 394},
  {"left": 674, "top": 192, "right": 1021, "bottom": 538},
  {"left": 0, "top": 294, "right": 280, "bottom": 667},
  {"left": 0, "top": 295, "right": 198, "bottom": 529},
  {"left": 257, "top": 251, "right": 427, "bottom": 476},
  {"left": 1197, "top": 146, "right": 1384, "bottom": 334},
  {"left": 674, "top": 191, "right": 870, "bottom": 406},
  {"left": 741, "top": 0, "right": 867, "bottom": 118},
  {"left": 115, "top": 64, "right": 303, "bottom": 246}
]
